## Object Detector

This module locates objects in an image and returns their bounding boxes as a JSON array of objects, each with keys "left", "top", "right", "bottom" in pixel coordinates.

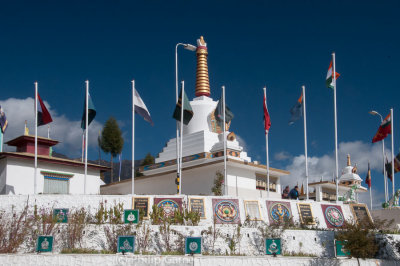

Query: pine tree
[
  {"left": 141, "top": 153, "right": 155, "bottom": 166},
  {"left": 212, "top": 171, "right": 224, "bottom": 196},
  {"left": 100, "top": 117, "right": 124, "bottom": 182}
]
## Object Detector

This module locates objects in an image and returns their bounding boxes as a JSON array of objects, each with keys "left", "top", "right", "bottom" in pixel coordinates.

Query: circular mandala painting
[
  {"left": 215, "top": 201, "right": 239, "bottom": 223},
  {"left": 157, "top": 199, "right": 179, "bottom": 218},
  {"left": 189, "top": 242, "right": 198, "bottom": 252},
  {"left": 269, "top": 203, "right": 291, "bottom": 223},
  {"left": 325, "top": 206, "right": 344, "bottom": 227}
]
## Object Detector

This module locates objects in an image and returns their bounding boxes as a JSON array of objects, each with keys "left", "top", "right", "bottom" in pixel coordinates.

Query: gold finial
[
  {"left": 24, "top": 120, "right": 29, "bottom": 135},
  {"left": 195, "top": 36, "right": 211, "bottom": 97},
  {"left": 352, "top": 163, "right": 358, "bottom": 173},
  {"left": 347, "top": 154, "right": 351, "bottom": 166}
]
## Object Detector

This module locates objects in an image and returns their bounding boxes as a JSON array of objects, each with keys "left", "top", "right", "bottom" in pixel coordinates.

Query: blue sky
[{"left": 0, "top": 1, "right": 399, "bottom": 206}]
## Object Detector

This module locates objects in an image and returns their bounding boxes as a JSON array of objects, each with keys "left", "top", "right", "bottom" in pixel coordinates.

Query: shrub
[
  {"left": 335, "top": 218, "right": 378, "bottom": 259},
  {"left": 0, "top": 204, "right": 31, "bottom": 253},
  {"left": 27, "top": 205, "right": 59, "bottom": 251},
  {"left": 61, "top": 207, "right": 89, "bottom": 249},
  {"left": 104, "top": 224, "right": 136, "bottom": 253}
]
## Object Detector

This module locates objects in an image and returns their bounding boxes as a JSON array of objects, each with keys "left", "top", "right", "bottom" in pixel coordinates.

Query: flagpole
[
  {"left": 84, "top": 80, "right": 89, "bottom": 194},
  {"left": 0, "top": 127, "right": 3, "bottom": 152},
  {"left": 34, "top": 81, "right": 38, "bottom": 195},
  {"left": 333, "top": 53, "right": 339, "bottom": 203},
  {"left": 369, "top": 162, "right": 373, "bottom": 210},
  {"left": 81, "top": 132, "right": 84, "bottom": 163},
  {"left": 264, "top": 87, "right": 270, "bottom": 198},
  {"left": 382, "top": 138, "right": 387, "bottom": 202},
  {"left": 302, "top": 85, "right": 309, "bottom": 200},
  {"left": 132, "top": 80, "right": 135, "bottom": 195},
  {"left": 222, "top": 85, "right": 228, "bottom": 196},
  {"left": 175, "top": 45, "right": 181, "bottom": 190},
  {"left": 118, "top": 153, "right": 122, "bottom": 182},
  {"left": 179, "top": 80, "right": 185, "bottom": 195},
  {"left": 391, "top": 108, "right": 395, "bottom": 197},
  {"left": 47, "top": 125, "right": 50, "bottom": 139}
]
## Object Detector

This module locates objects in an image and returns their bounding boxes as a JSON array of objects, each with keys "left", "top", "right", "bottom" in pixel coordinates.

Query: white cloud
[
  {"left": 0, "top": 97, "right": 102, "bottom": 157},
  {"left": 281, "top": 140, "right": 384, "bottom": 187},
  {"left": 274, "top": 151, "right": 292, "bottom": 161},
  {"left": 235, "top": 134, "right": 248, "bottom": 153}
]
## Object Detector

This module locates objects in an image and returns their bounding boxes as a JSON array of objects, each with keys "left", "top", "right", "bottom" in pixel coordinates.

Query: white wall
[
  {"left": 0, "top": 194, "right": 356, "bottom": 229},
  {"left": 0, "top": 255, "right": 396, "bottom": 266},
  {"left": 4, "top": 158, "right": 101, "bottom": 195},
  {"left": 103, "top": 162, "right": 282, "bottom": 199},
  {"left": 0, "top": 158, "right": 7, "bottom": 194}
]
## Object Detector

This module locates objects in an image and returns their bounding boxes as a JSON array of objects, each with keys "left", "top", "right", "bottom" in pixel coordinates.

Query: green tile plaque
[
  {"left": 335, "top": 240, "right": 350, "bottom": 257},
  {"left": 265, "top": 238, "right": 281, "bottom": 255},
  {"left": 185, "top": 237, "right": 202, "bottom": 254},
  {"left": 53, "top": 208, "right": 69, "bottom": 223},
  {"left": 117, "top": 236, "right": 135, "bottom": 253},
  {"left": 124, "top": 209, "right": 139, "bottom": 224},
  {"left": 36, "top": 235, "right": 53, "bottom": 252}
]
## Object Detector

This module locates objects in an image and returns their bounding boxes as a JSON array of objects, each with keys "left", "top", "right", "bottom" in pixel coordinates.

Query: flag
[
  {"left": 386, "top": 153, "right": 400, "bottom": 182},
  {"left": 365, "top": 162, "right": 371, "bottom": 188},
  {"left": 81, "top": 93, "right": 96, "bottom": 130},
  {"left": 214, "top": 95, "right": 234, "bottom": 129},
  {"left": 326, "top": 60, "right": 340, "bottom": 89},
  {"left": 134, "top": 89, "right": 153, "bottom": 126},
  {"left": 37, "top": 94, "right": 53, "bottom": 126},
  {"left": 372, "top": 113, "right": 391, "bottom": 143},
  {"left": 289, "top": 93, "right": 303, "bottom": 125},
  {"left": 172, "top": 89, "right": 193, "bottom": 125},
  {"left": 263, "top": 91, "right": 271, "bottom": 134},
  {"left": 0, "top": 106, "right": 8, "bottom": 133}
]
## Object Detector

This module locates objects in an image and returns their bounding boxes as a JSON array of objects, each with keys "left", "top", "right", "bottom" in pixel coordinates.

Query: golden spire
[
  {"left": 347, "top": 154, "right": 351, "bottom": 166},
  {"left": 24, "top": 120, "right": 29, "bottom": 135},
  {"left": 195, "top": 36, "right": 211, "bottom": 97}
]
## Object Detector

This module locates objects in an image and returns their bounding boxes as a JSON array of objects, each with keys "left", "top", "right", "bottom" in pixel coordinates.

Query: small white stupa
[
  {"left": 339, "top": 154, "right": 363, "bottom": 187},
  {"left": 308, "top": 154, "right": 367, "bottom": 202}
]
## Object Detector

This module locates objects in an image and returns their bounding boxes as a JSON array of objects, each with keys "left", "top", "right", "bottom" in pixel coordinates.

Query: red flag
[
  {"left": 263, "top": 89, "right": 271, "bottom": 134},
  {"left": 365, "top": 162, "right": 371, "bottom": 188},
  {"left": 372, "top": 113, "right": 391, "bottom": 143},
  {"left": 37, "top": 93, "right": 53, "bottom": 126}
]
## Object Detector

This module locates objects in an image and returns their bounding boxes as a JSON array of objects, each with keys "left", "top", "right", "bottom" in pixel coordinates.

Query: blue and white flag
[
  {"left": 0, "top": 105, "right": 8, "bottom": 133},
  {"left": 134, "top": 89, "right": 153, "bottom": 126}
]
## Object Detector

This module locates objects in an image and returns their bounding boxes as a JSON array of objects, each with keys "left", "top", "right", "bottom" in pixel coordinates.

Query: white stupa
[
  {"left": 101, "top": 36, "right": 289, "bottom": 198},
  {"left": 308, "top": 154, "right": 367, "bottom": 202}
]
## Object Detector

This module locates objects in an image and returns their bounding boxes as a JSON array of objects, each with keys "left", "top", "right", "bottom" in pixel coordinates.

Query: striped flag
[
  {"left": 365, "top": 162, "right": 371, "bottom": 188},
  {"left": 372, "top": 113, "right": 391, "bottom": 143},
  {"left": 173, "top": 89, "right": 193, "bottom": 125},
  {"left": 0, "top": 106, "right": 8, "bottom": 133},
  {"left": 386, "top": 153, "right": 400, "bottom": 182},
  {"left": 326, "top": 61, "right": 340, "bottom": 89},
  {"left": 134, "top": 89, "right": 153, "bottom": 126},
  {"left": 289, "top": 93, "right": 303, "bottom": 125}
]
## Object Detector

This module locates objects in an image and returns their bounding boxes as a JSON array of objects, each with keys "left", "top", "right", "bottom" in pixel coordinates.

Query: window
[{"left": 41, "top": 171, "right": 73, "bottom": 194}]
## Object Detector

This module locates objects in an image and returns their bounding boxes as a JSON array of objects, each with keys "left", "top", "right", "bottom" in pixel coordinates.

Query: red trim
[
  {"left": 195, "top": 92, "right": 210, "bottom": 97},
  {"left": 6, "top": 135, "right": 58, "bottom": 147},
  {"left": 197, "top": 46, "right": 207, "bottom": 50}
]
